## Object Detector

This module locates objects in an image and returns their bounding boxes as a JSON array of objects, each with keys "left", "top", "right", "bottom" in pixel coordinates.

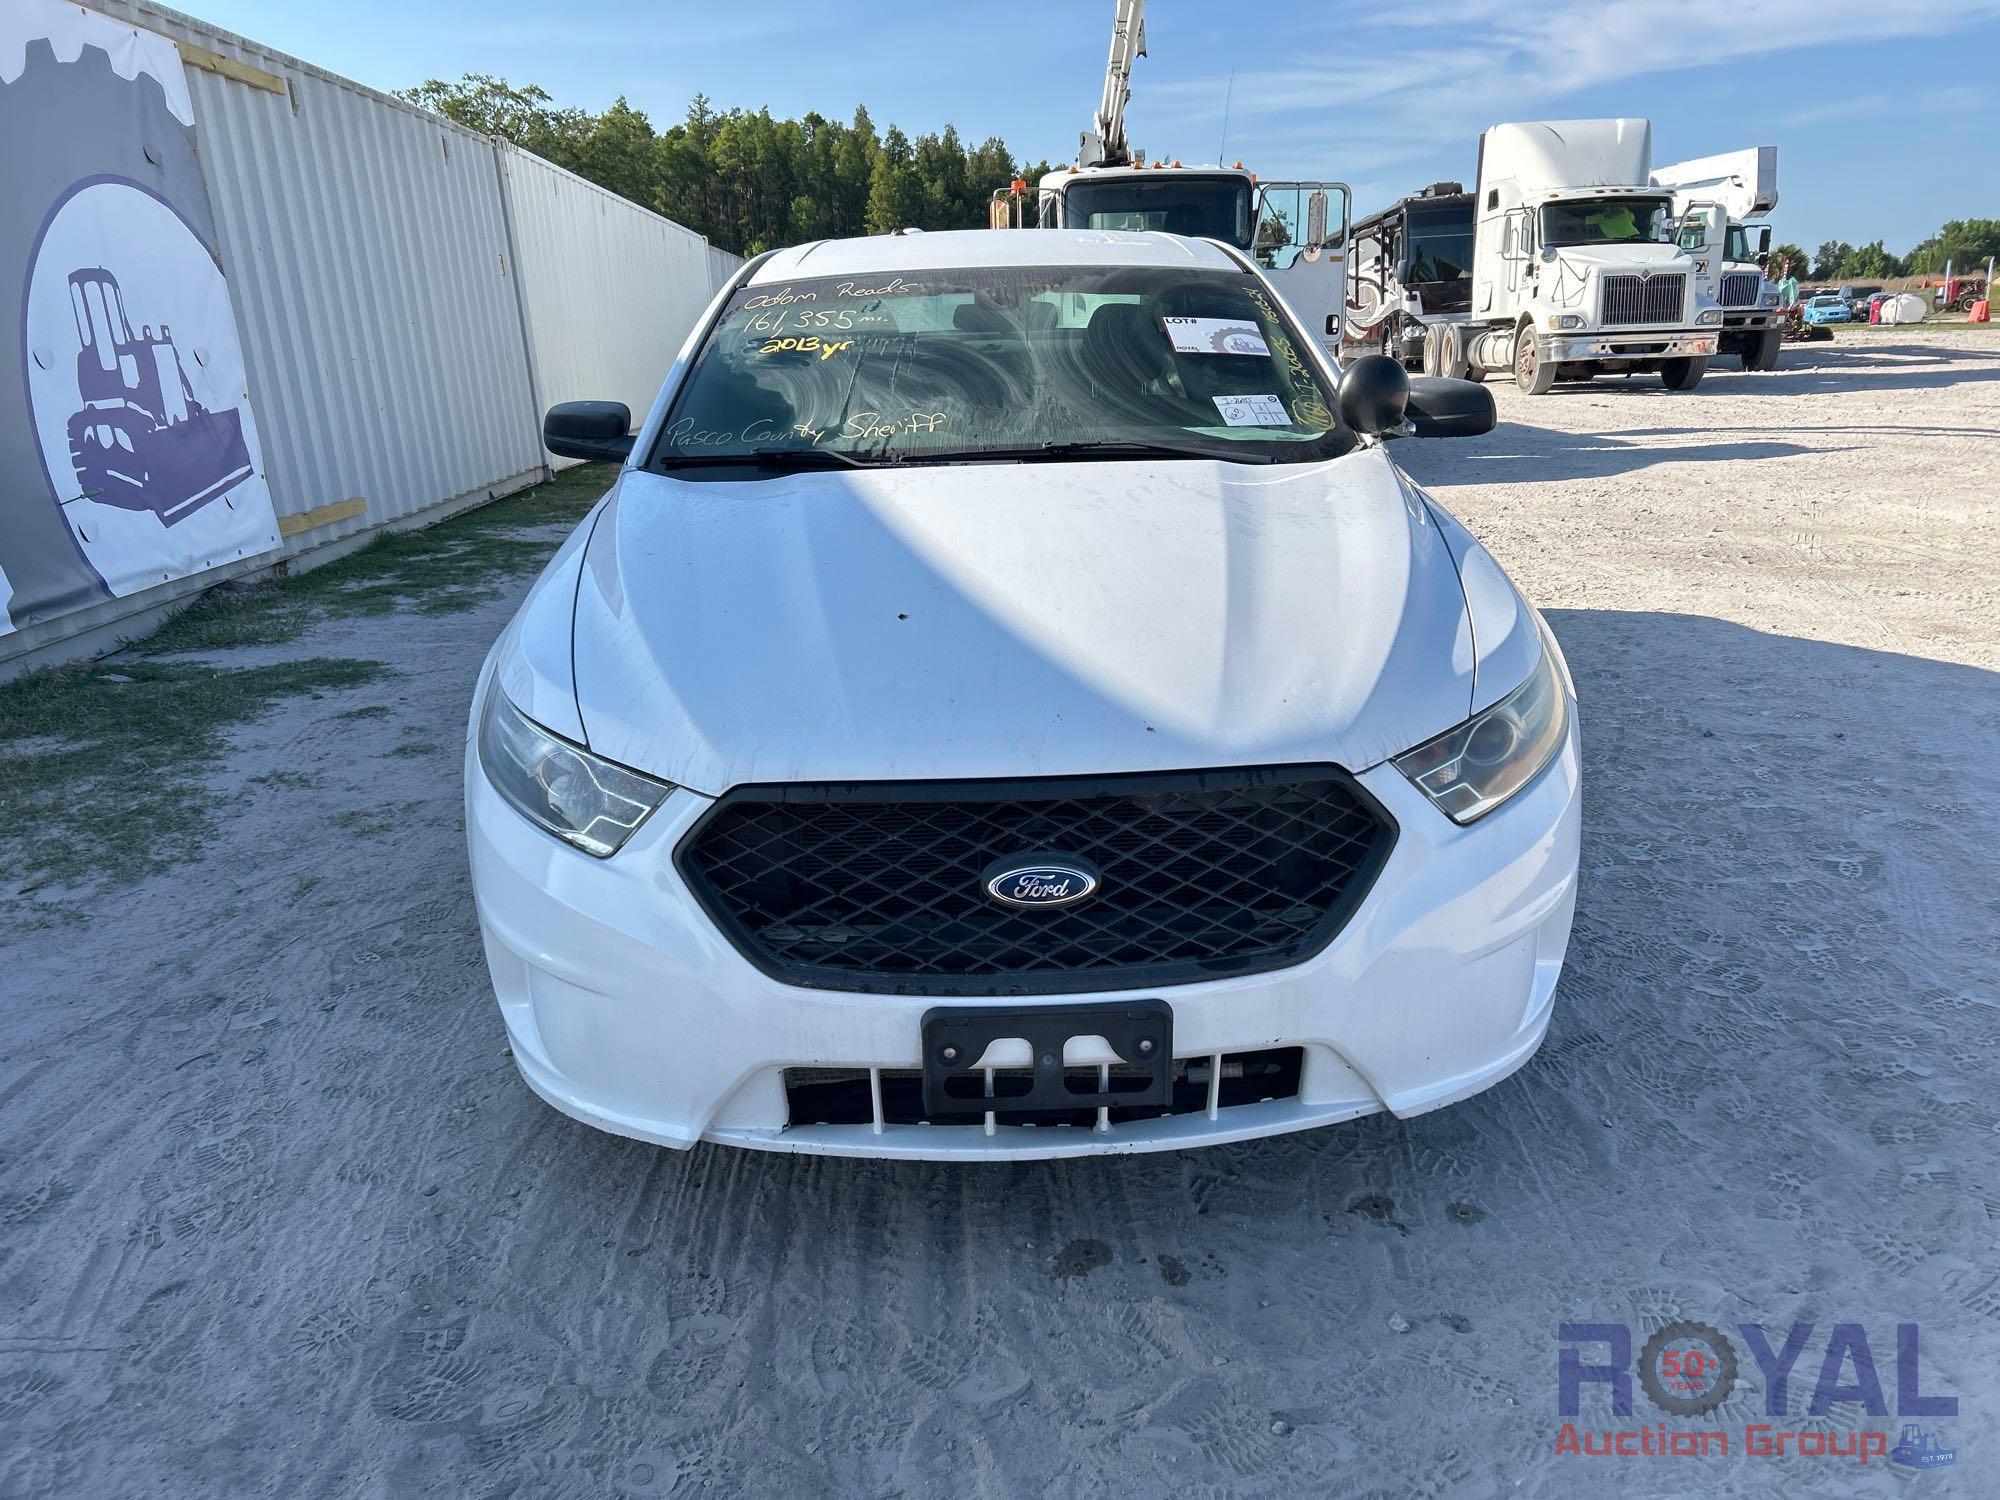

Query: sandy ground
[{"left": 3, "top": 332, "right": 1997, "bottom": 1498}]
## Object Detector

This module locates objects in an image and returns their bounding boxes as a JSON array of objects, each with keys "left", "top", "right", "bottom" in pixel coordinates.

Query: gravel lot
[{"left": 3, "top": 331, "right": 1996, "bottom": 1497}]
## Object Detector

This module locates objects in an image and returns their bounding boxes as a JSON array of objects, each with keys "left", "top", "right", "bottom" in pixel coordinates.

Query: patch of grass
[
  {"left": 141, "top": 462, "right": 616, "bottom": 654},
  {"left": 329, "top": 806, "right": 396, "bottom": 839},
  {"left": 0, "top": 656, "right": 386, "bottom": 889},
  {"left": 381, "top": 741, "right": 441, "bottom": 759},
  {"left": 337, "top": 704, "right": 392, "bottom": 721},
  {"left": 249, "top": 768, "right": 323, "bottom": 791}
]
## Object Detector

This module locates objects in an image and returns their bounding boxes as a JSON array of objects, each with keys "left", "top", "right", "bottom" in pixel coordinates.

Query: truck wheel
[
  {"left": 1751, "top": 331, "right": 1782, "bottom": 371},
  {"left": 1448, "top": 326, "right": 1482, "bottom": 381},
  {"left": 1513, "top": 327, "right": 1556, "bottom": 395},
  {"left": 1660, "top": 356, "right": 1707, "bottom": 391}
]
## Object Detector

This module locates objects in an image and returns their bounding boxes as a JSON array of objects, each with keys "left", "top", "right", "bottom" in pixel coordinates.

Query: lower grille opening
[{"left": 782, "top": 1047, "right": 1305, "bottom": 1130}]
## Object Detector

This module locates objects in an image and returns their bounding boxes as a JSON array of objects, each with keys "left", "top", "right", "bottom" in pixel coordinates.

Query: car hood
[{"left": 568, "top": 448, "right": 1480, "bottom": 793}]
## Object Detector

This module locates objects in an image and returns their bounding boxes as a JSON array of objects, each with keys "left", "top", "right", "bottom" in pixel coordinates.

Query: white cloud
[
  {"left": 1781, "top": 85, "right": 1993, "bottom": 128},
  {"left": 1146, "top": 0, "right": 2000, "bottom": 173}
]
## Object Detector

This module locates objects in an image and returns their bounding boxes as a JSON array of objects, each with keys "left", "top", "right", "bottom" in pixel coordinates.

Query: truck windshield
[
  {"left": 1541, "top": 198, "right": 1672, "bottom": 247},
  {"left": 1404, "top": 209, "right": 1474, "bottom": 283},
  {"left": 651, "top": 265, "right": 1350, "bottom": 472},
  {"left": 1062, "top": 176, "right": 1254, "bottom": 247}
]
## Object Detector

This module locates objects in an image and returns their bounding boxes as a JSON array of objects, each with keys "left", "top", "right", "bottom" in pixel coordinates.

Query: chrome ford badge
[{"left": 981, "top": 855, "right": 1100, "bottom": 909}]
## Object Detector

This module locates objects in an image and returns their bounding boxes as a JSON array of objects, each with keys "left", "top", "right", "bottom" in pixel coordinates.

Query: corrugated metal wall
[
  {"left": 5, "top": 0, "right": 738, "bottom": 671},
  {"left": 500, "top": 144, "right": 727, "bottom": 461},
  {"left": 710, "top": 244, "right": 746, "bottom": 294}
]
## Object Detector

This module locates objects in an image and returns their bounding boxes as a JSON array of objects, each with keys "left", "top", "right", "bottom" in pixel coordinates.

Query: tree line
[
  {"left": 1766, "top": 219, "right": 2000, "bottom": 284},
  {"left": 396, "top": 75, "right": 1055, "bottom": 255},
  {"left": 397, "top": 75, "right": 1997, "bottom": 285}
]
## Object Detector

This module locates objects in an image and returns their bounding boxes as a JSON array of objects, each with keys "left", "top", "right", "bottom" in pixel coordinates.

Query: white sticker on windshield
[
  {"left": 1213, "top": 394, "right": 1291, "bottom": 427},
  {"left": 1163, "top": 317, "right": 1270, "bottom": 356}
]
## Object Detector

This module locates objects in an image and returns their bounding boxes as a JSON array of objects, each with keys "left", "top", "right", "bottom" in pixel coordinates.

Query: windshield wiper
[
  {"left": 654, "top": 445, "right": 898, "bottom": 472},
  {"left": 975, "top": 439, "right": 1280, "bottom": 465}
]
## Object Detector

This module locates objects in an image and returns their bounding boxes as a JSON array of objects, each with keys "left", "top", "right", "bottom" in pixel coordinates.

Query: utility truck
[
  {"left": 1339, "top": 181, "right": 1475, "bottom": 368},
  {"left": 1652, "top": 147, "right": 1784, "bottom": 370},
  {"left": 989, "top": 0, "right": 1352, "bottom": 358},
  {"left": 1434, "top": 119, "right": 1723, "bottom": 394}
]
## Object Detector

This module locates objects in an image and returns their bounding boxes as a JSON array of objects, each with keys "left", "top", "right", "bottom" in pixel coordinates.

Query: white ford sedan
[{"left": 465, "top": 228, "right": 1579, "bottom": 1159}]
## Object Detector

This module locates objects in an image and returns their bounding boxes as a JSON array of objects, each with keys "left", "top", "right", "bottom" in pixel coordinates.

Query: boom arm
[
  {"left": 1077, "top": 0, "right": 1146, "bottom": 169},
  {"left": 1651, "top": 146, "right": 1778, "bottom": 223}
]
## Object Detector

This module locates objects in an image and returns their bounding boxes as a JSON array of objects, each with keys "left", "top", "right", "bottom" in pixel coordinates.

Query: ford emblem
[{"left": 981, "top": 855, "right": 1100, "bottom": 909}]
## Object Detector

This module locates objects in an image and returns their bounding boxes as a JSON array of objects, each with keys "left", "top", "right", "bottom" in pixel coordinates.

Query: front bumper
[
  {"left": 1721, "top": 309, "right": 1780, "bottom": 331},
  {"left": 1545, "top": 330, "right": 1718, "bottom": 361},
  {"left": 464, "top": 685, "right": 1582, "bottom": 1160}
]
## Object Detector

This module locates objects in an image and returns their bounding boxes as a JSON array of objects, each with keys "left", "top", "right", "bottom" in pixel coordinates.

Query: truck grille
[
  {"left": 1600, "top": 272, "right": 1686, "bottom": 325},
  {"left": 1721, "top": 272, "right": 1762, "bottom": 308},
  {"left": 676, "top": 767, "right": 1396, "bottom": 995}
]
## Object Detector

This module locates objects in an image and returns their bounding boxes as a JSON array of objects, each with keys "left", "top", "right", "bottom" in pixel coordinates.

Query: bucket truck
[
  {"left": 1652, "top": 147, "right": 1785, "bottom": 370},
  {"left": 1434, "top": 119, "right": 1724, "bottom": 394},
  {"left": 989, "top": 0, "right": 1353, "bottom": 358}
]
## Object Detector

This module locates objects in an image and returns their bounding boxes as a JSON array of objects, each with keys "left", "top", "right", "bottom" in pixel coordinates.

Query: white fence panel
[
  {"left": 710, "top": 244, "right": 746, "bottom": 294},
  {"left": 3, "top": 0, "right": 742, "bottom": 671},
  {"left": 84, "top": 0, "right": 545, "bottom": 550},
  {"left": 500, "top": 145, "right": 716, "bottom": 449}
]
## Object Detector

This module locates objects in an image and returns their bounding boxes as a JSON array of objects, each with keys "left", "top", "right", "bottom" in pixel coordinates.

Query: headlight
[
  {"left": 1393, "top": 632, "right": 1569, "bottom": 824},
  {"left": 1545, "top": 313, "right": 1584, "bottom": 330},
  {"left": 1760, "top": 289, "right": 1780, "bottom": 308},
  {"left": 478, "top": 688, "right": 672, "bottom": 856},
  {"left": 1697, "top": 308, "right": 1724, "bottom": 325}
]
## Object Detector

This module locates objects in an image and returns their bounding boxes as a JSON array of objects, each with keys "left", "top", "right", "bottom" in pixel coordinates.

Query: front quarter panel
[
  {"left": 1417, "top": 489, "right": 1543, "bottom": 713},
  {"left": 491, "top": 496, "right": 610, "bottom": 743}
]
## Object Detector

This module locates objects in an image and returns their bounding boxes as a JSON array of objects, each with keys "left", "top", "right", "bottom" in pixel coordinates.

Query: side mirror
[
  {"left": 1306, "top": 188, "right": 1329, "bottom": 247},
  {"left": 544, "top": 401, "right": 634, "bottom": 463},
  {"left": 1756, "top": 226, "right": 1772, "bottom": 256},
  {"left": 1405, "top": 376, "right": 1497, "bottom": 439},
  {"left": 1337, "top": 354, "right": 1409, "bottom": 436}
]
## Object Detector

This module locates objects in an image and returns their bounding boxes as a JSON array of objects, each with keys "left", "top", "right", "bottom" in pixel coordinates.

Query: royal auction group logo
[{"left": 1556, "top": 1321, "right": 1957, "bottom": 1470}]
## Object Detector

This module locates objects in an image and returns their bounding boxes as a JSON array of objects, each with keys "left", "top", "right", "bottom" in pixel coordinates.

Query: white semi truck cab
[
  {"left": 1653, "top": 146, "right": 1785, "bottom": 371},
  {"left": 1014, "top": 165, "right": 1351, "bottom": 359},
  {"left": 1445, "top": 118, "right": 1723, "bottom": 394},
  {"left": 987, "top": 1, "right": 1349, "bottom": 358}
]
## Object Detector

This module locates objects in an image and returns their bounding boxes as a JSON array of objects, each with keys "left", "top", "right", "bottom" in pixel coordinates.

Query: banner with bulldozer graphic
[{"left": 1, "top": 0, "right": 280, "bottom": 638}]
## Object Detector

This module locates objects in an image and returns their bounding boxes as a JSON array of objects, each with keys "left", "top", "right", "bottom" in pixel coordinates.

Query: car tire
[
  {"left": 1752, "top": 330, "right": 1782, "bottom": 371},
  {"left": 1660, "top": 356, "right": 1707, "bottom": 391},
  {"left": 1514, "top": 325, "right": 1556, "bottom": 395}
]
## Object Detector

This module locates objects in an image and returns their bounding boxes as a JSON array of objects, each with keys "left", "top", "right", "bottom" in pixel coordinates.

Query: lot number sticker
[
  {"left": 1163, "top": 317, "right": 1270, "bottom": 356},
  {"left": 1212, "top": 394, "right": 1291, "bottom": 427}
]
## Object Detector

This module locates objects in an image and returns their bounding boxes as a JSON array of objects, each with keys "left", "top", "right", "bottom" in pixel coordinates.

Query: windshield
[
  {"left": 1540, "top": 197, "right": 1672, "bottom": 247},
  {"left": 1404, "top": 208, "right": 1474, "bottom": 283},
  {"left": 1061, "top": 177, "right": 1254, "bottom": 247},
  {"left": 650, "top": 265, "right": 1350, "bottom": 472}
]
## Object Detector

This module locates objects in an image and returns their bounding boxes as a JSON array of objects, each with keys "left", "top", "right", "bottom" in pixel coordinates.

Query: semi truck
[
  {"left": 1338, "top": 181, "right": 1474, "bottom": 368},
  {"left": 1431, "top": 119, "right": 1724, "bottom": 394},
  {"left": 1652, "top": 146, "right": 1785, "bottom": 370},
  {"left": 989, "top": 0, "right": 1351, "bottom": 358}
]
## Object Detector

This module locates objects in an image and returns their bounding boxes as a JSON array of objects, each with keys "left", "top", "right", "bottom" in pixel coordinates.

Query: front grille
[
  {"left": 1600, "top": 272, "right": 1686, "bottom": 325},
  {"left": 676, "top": 767, "right": 1396, "bottom": 995},
  {"left": 1721, "top": 271, "right": 1762, "bottom": 308},
  {"left": 784, "top": 1048, "right": 1306, "bottom": 1129}
]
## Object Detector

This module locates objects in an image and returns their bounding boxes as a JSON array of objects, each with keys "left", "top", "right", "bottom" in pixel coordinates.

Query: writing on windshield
[{"left": 650, "top": 265, "right": 1350, "bottom": 472}]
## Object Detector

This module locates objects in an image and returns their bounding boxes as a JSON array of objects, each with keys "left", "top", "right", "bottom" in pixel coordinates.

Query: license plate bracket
[{"left": 920, "top": 1000, "right": 1173, "bottom": 1120}]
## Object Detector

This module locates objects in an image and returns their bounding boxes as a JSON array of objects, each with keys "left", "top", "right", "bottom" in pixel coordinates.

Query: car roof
[{"left": 747, "top": 228, "right": 1243, "bottom": 283}]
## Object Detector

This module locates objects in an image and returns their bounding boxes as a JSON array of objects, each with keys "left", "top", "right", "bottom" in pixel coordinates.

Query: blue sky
[{"left": 190, "top": 0, "right": 1999, "bottom": 254}]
